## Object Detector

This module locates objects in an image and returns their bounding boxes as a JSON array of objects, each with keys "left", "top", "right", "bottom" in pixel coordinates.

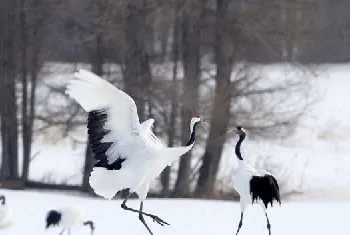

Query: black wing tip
[
  {"left": 87, "top": 109, "right": 114, "bottom": 161},
  {"left": 94, "top": 157, "right": 126, "bottom": 170}
]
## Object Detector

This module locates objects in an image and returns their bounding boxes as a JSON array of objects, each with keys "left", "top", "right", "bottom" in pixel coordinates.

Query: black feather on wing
[{"left": 87, "top": 109, "right": 126, "bottom": 170}]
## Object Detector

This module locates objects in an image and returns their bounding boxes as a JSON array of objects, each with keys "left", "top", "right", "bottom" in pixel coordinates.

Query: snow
[
  {"left": 6, "top": 62, "right": 350, "bottom": 233},
  {"left": 0, "top": 189, "right": 349, "bottom": 235}
]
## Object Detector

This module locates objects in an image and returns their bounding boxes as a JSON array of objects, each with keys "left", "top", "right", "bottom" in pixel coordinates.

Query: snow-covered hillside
[{"left": 1, "top": 189, "right": 349, "bottom": 235}]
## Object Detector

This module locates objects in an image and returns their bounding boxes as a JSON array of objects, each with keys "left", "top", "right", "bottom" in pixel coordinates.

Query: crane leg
[
  {"left": 58, "top": 229, "right": 65, "bottom": 235},
  {"left": 265, "top": 212, "right": 271, "bottom": 235},
  {"left": 121, "top": 192, "right": 169, "bottom": 226},
  {"left": 234, "top": 212, "right": 244, "bottom": 235},
  {"left": 138, "top": 201, "right": 155, "bottom": 235}
]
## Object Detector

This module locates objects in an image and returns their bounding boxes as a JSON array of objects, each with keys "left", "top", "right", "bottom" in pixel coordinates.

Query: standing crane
[
  {"left": 232, "top": 126, "right": 281, "bottom": 235},
  {"left": 0, "top": 195, "right": 11, "bottom": 230},
  {"left": 66, "top": 69, "right": 205, "bottom": 235}
]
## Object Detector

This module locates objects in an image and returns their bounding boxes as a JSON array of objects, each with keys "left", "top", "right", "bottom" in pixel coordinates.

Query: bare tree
[
  {"left": 195, "top": 0, "right": 234, "bottom": 197},
  {"left": 0, "top": 0, "right": 19, "bottom": 180},
  {"left": 19, "top": 0, "right": 30, "bottom": 181},
  {"left": 173, "top": 0, "right": 204, "bottom": 197},
  {"left": 123, "top": 0, "right": 153, "bottom": 121},
  {"left": 20, "top": 0, "right": 53, "bottom": 182},
  {"left": 160, "top": 0, "right": 180, "bottom": 196}
]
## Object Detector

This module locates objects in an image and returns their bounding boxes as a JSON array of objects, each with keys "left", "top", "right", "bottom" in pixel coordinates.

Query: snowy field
[
  {"left": 2, "top": 189, "right": 350, "bottom": 235},
  {"left": 2, "top": 63, "right": 350, "bottom": 234}
]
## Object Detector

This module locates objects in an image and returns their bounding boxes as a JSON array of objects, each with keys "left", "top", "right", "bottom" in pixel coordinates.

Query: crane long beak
[
  {"left": 226, "top": 128, "right": 238, "bottom": 135},
  {"left": 200, "top": 121, "right": 209, "bottom": 131}
]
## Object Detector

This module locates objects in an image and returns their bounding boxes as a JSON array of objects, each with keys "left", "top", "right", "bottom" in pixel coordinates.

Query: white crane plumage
[
  {"left": 0, "top": 195, "right": 11, "bottom": 230},
  {"left": 45, "top": 206, "right": 95, "bottom": 235},
  {"left": 232, "top": 126, "right": 281, "bottom": 235},
  {"left": 65, "top": 69, "right": 204, "bottom": 235}
]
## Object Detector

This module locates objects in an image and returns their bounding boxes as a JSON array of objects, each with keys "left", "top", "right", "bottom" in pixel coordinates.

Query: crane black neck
[
  {"left": 186, "top": 122, "right": 198, "bottom": 146},
  {"left": 0, "top": 195, "right": 5, "bottom": 205},
  {"left": 83, "top": 220, "right": 95, "bottom": 234},
  {"left": 235, "top": 134, "right": 245, "bottom": 161}
]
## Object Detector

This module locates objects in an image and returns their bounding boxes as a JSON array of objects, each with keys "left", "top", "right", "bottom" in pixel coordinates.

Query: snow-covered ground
[
  {"left": 3, "top": 63, "right": 350, "bottom": 234},
  {"left": 26, "top": 62, "right": 350, "bottom": 199},
  {"left": 1, "top": 189, "right": 349, "bottom": 235}
]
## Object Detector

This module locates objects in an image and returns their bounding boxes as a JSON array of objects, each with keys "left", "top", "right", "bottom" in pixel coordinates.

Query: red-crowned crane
[
  {"left": 0, "top": 195, "right": 11, "bottom": 230},
  {"left": 66, "top": 69, "right": 205, "bottom": 235},
  {"left": 46, "top": 206, "right": 95, "bottom": 235},
  {"left": 232, "top": 126, "right": 281, "bottom": 235}
]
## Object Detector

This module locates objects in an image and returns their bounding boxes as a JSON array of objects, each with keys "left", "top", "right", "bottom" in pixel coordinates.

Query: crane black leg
[
  {"left": 58, "top": 229, "right": 65, "bottom": 235},
  {"left": 234, "top": 212, "right": 244, "bottom": 235},
  {"left": 139, "top": 202, "right": 155, "bottom": 235},
  {"left": 265, "top": 212, "right": 271, "bottom": 235},
  {"left": 121, "top": 192, "right": 169, "bottom": 227}
]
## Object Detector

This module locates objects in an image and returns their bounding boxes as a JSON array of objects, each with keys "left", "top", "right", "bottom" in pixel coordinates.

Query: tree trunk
[
  {"left": 0, "top": 0, "right": 19, "bottom": 180},
  {"left": 195, "top": 0, "right": 233, "bottom": 197},
  {"left": 82, "top": 141, "right": 94, "bottom": 193},
  {"left": 173, "top": 1, "right": 202, "bottom": 197},
  {"left": 23, "top": 49, "right": 38, "bottom": 182},
  {"left": 123, "top": 0, "right": 152, "bottom": 122},
  {"left": 21, "top": 0, "right": 41, "bottom": 182},
  {"left": 20, "top": 0, "right": 30, "bottom": 182},
  {"left": 82, "top": 33, "right": 104, "bottom": 193},
  {"left": 160, "top": 3, "right": 180, "bottom": 196}
]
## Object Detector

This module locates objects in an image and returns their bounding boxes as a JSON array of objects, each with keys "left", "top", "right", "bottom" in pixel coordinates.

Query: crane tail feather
[
  {"left": 89, "top": 167, "right": 135, "bottom": 199},
  {"left": 249, "top": 174, "right": 281, "bottom": 208}
]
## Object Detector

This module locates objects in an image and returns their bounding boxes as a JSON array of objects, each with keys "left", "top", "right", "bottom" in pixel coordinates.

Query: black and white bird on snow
[
  {"left": 46, "top": 206, "right": 95, "bottom": 235},
  {"left": 0, "top": 195, "right": 11, "bottom": 229},
  {"left": 65, "top": 69, "right": 206, "bottom": 235},
  {"left": 232, "top": 126, "right": 281, "bottom": 235}
]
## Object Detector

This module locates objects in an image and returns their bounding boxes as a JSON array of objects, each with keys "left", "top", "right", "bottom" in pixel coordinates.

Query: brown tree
[
  {"left": 0, "top": 0, "right": 19, "bottom": 180},
  {"left": 195, "top": 0, "right": 234, "bottom": 197},
  {"left": 20, "top": 0, "right": 52, "bottom": 182},
  {"left": 123, "top": 0, "right": 153, "bottom": 122},
  {"left": 173, "top": 0, "right": 203, "bottom": 197}
]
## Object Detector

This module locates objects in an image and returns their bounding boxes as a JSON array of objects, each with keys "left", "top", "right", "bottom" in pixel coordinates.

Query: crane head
[
  {"left": 0, "top": 195, "right": 5, "bottom": 205},
  {"left": 190, "top": 115, "right": 202, "bottom": 133},
  {"left": 191, "top": 115, "right": 201, "bottom": 123},
  {"left": 190, "top": 115, "right": 209, "bottom": 132},
  {"left": 233, "top": 126, "right": 246, "bottom": 136}
]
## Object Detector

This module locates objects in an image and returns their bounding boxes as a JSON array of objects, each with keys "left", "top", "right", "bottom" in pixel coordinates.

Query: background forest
[{"left": 0, "top": 0, "right": 349, "bottom": 200}]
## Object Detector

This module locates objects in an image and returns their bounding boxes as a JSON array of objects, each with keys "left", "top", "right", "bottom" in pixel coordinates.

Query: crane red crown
[{"left": 193, "top": 114, "right": 200, "bottom": 118}]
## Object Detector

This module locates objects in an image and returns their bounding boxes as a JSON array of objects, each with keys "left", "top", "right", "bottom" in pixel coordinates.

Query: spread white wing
[
  {"left": 66, "top": 70, "right": 165, "bottom": 162},
  {"left": 140, "top": 118, "right": 164, "bottom": 148},
  {"left": 66, "top": 69, "right": 141, "bottom": 140}
]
